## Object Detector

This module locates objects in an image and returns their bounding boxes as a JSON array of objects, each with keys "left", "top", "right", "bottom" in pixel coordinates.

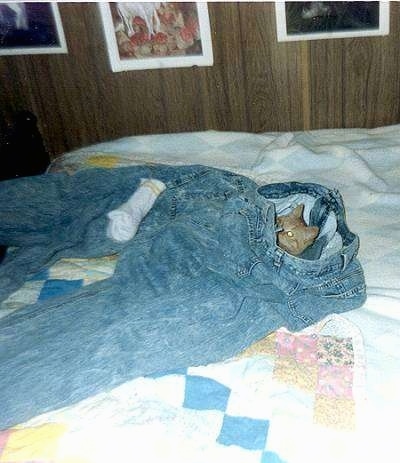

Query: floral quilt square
[
  {"left": 276, "top": 332, "right": 318, "bottom": 365},
  {"left": 317, "top": 336, "right": 354, "bottom": 367},
  {"left": 317, "top": 364, "right": 354, "bottom": 399}
]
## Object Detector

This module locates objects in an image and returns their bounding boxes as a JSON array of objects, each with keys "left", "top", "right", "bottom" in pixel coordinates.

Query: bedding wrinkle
[{"left": 254, "top": 139, "right": 393, "bottom": 195}]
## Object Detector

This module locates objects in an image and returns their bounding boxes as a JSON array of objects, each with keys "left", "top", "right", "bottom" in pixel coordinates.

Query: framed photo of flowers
[
  {"left": 275, "top": 1, "right": 390, "bottom": 42},
  {"left": 0, "top": 2, "right": 67, "bottom": 55},
  {"left": 99, "top": 2, "right": 213, "bottom": 72}
]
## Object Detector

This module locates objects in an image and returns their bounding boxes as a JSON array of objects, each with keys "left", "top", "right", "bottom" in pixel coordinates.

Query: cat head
[{"left": 276, "top": 204, "right": 319, "bottom": 256}]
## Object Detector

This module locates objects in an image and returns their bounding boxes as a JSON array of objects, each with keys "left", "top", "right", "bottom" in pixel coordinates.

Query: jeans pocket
[
  {"left": 309, "top": 262, "right": 366, "bottom": 300},
  {"left": 287, "top": 262, "right": 367, "bottom": 330}
]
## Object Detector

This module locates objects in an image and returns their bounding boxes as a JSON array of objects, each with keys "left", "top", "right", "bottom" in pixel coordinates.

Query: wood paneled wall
[{"left": 1, "top": 2, "right": 400, "bottom": 158}]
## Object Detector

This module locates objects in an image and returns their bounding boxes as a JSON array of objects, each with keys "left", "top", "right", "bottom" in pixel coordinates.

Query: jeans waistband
[
  {"left": 245, "top": 182, "right": 360, "bottom": 277},
  {"left": 267, "top": 238, "right": 359, "bottom": 277}
]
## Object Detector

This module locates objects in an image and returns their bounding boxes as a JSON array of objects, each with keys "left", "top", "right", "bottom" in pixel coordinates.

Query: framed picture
[
  {"left": 0, "top": 2, "right": 67, "bottom": 55},
  {"left": 99, "top": 2, "right": 213, "bottom": 72},
  {"left": 275, "top": 1, "right": 390, "bottom": 42}
]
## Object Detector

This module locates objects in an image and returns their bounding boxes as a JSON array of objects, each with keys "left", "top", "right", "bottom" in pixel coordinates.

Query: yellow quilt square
[
  {"left": 314, "top": 395, "right": 356, "bottom": 430},
  {"left": 0, "top": 424, "right": 66, "bottom": 462},
  {"left": 239, "top": 332, "right": 277, "bottom": 357},
  {"left": 85, "top": 155, "right": 120, "bottom": 169},
  {"left": 273, "top": 356, "right": 318, "bottom": 392}
]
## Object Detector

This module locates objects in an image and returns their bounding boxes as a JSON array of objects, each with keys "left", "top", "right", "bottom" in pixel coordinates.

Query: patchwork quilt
[{"left": 1, "top": 257, "right": 366, "bottom": 463}]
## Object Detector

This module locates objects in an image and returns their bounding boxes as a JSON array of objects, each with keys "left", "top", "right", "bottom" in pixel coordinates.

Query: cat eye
[{"left": 287, "top": 231, "right": 294, "bottom": 237}]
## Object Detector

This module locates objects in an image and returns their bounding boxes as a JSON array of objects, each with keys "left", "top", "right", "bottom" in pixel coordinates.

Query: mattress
[{"left": 1, "top": 126, "right": 399, "bottom": 463}]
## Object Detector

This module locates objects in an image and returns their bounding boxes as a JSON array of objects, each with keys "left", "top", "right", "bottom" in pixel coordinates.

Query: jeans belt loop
[
  {"left": 341, "top": 253, "right": 348, "bottom": 271},
  {"left": 274, "top": 248, "right": 284, "bottom": 268}
]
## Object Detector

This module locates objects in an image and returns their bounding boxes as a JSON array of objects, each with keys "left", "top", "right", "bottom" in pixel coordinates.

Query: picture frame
[
  {"left": 99, "top": 2, "right": 213, "bottom": 72},
  {"left": 0, "top": 2, "right": 67, "bottom": 55},
  {"left": 275, "top": 1, "right": 390, "bottom": 42}
]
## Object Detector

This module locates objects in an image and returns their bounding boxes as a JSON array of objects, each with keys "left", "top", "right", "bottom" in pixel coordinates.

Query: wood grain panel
[
  {"left": 343, "top": 37, "right": 385, "bottom": 128},
  {"left": 59, "top": 3, "right": 166, "bottom": 141},
  {"left": 159, "top": 67, "right": 204, "bottom": 133},
  {"left": 342, "top": 2, "right": 400, "bottom": 128},
  {"left": 199, "top": 2, "right": 248, "bottom": 132},
  {"left": 239, "top": 2, "right": 306, "bottom": 132},
  {"left": 309, "top": 39, "right": 344, "bottom": 129},
  {"left": 1, "top": 2, "right": 400, "bottom": 158}
]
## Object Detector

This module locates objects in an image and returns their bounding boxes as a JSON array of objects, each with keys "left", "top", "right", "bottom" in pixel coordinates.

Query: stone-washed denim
[{"left": 0, "top": 165, "right": 366, "bottom": 428}]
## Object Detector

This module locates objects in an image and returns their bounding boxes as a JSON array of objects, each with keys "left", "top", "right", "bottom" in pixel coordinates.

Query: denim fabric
[{"left": 0, "top": 166, "right": 366, "bottom": 429}]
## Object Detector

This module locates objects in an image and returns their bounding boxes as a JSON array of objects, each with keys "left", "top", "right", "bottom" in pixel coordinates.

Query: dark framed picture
[
  {"left": 99, "top": 2, "right": 213, "bottom": 72},
  {"left": 0, "top": 2, "right": 67, "bottom": 55},
  {"left": 275, "top": 1, "right": 390, "bottom": 42}
]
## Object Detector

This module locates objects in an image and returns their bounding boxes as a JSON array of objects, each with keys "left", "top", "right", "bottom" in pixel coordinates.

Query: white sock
[{"left": 107, "top": 178, "right": 166, "bottom": 242}]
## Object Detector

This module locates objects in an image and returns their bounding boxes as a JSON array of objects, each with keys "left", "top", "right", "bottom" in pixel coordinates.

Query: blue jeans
[{"left": 0, "top": 166, "right": 366, "bottom": 428}]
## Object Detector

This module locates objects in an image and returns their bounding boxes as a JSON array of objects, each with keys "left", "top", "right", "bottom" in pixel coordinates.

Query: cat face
[{"left": 276, "top": 204, "right": 319, "bottom": 256}]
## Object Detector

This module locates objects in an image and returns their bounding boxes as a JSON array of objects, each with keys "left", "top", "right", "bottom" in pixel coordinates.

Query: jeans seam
[
  {"left": 287, "top": 298, "right": 313, "bottom": 324},
  {"left": 238, "top": 208, "right": 257, "bottom": 245}
]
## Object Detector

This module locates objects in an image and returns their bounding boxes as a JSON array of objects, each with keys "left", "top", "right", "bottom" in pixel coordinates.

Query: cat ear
[
  {"left": 305, "top": 226, "right": 319, "bottom": 241},
  {"left": 293, "top": 204, "right": 304, "bottom": 219}
]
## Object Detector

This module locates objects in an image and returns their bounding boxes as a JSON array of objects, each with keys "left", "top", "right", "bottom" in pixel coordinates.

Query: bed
[{"left": 0, "top": 123, "right": 399, "bottom": 463}]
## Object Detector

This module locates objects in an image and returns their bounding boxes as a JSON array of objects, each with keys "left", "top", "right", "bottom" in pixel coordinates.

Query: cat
[{"left": 276, "top": 204, "right": 319, "bottom": 256}]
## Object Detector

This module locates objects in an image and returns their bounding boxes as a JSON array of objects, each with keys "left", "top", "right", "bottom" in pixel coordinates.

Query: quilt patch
[
  {"left": 245, "top": 331, "right": 358, "bottom": 430},
  {"left": 272, "top": 332, "right": 355, "bottom": 430},
  {"left": 0, "top": 424, "right": 66, "bottom": 462},
  {"left": 1, "top": 255, "right": 118, "bottom": 312},
  {"left": 0, "top": 327, "right": 364, "bottom": 463}
]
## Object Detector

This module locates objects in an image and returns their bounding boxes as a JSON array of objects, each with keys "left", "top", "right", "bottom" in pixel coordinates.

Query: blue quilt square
[
  {"left": 183, "top": 375, "right": 231, "bottom": 412},
  {"left": 38, "top": 279, "right": 83, "bottom": 301},
  {"left": 261, "top": 450, "right": 287, "bottom": 463},
  {"left": 217, "top": 415, "right": 269, "bottom": 450}
]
